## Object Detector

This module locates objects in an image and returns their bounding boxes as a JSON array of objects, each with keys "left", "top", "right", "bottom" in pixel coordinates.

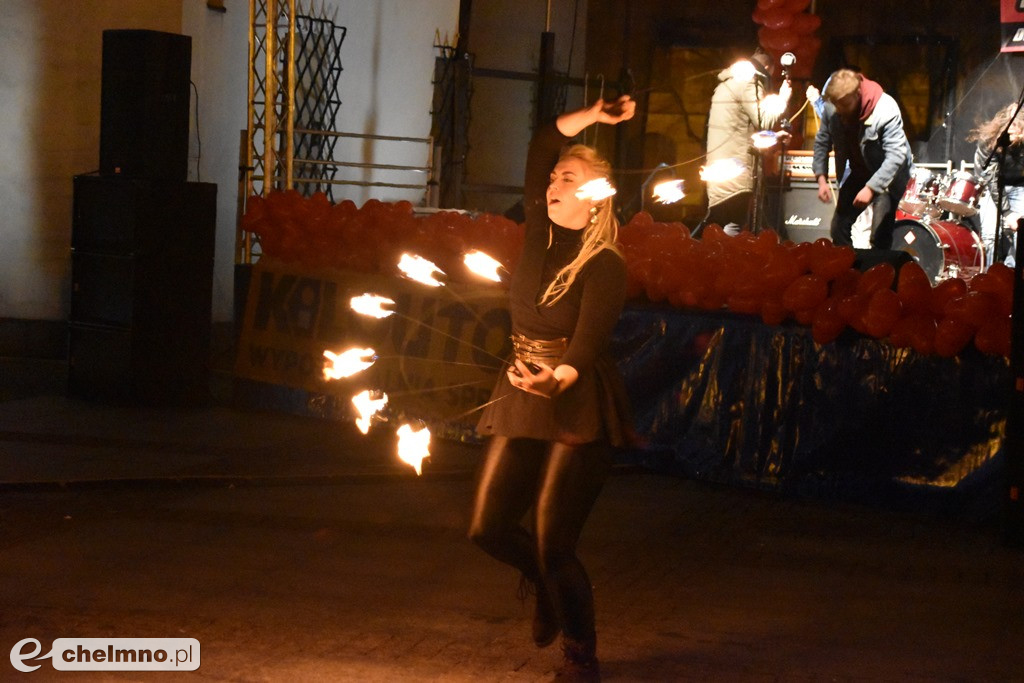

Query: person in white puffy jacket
[{"left": 698, "top": 48, "right": 791, "bottom": 236}]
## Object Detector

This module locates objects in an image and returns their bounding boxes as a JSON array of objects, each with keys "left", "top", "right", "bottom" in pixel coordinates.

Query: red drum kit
[{"left": 892, "top": 167, "right": 987, "bottom": 284}]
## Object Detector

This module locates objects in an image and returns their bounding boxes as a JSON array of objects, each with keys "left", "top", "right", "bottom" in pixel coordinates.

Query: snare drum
[
  {"left": 891, "top": 217, "right": 985, "bottom": 283},
  {"left": 937, "top": 170, "right": 982, "bottom": 217},
  {"left": 899, "top": 167, "right": 942, "bottom": 217}
]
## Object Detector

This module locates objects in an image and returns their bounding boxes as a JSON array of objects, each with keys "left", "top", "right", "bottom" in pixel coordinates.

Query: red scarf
[{"left": 858, "top": 77, "right": 883, "bottom": 121}]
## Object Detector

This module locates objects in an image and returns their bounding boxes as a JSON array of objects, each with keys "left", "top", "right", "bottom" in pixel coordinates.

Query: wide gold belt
[{"left": 510, "top": 333, "right": 568, "bottom": 368}]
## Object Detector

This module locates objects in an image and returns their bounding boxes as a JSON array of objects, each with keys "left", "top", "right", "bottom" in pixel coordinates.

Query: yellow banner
[{"left": 236, "top": 259, "right": 511, "bottom": 430}]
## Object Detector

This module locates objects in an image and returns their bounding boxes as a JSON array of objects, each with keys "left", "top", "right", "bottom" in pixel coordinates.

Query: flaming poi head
[
  {"left": 652, "top": 179, "right": 686, "bottom": 204},
  {"left": 350, "top": 293, "right": 396, "bottom": 319},
  {"left": 575, "top": 177, "right": 617, "bottom": 202},
  {"left": 322, "top": 347, "right": 377, "bottom": 380},
  {"left": 351, "top": 389, "right": 388, "bottom": 435},
  {"left": 463, "top": 250, "right": 504, "bottom": 282},
  {"left": 751, "top": 129, "right": 779, "bottom": 150},
  {"left": 396, "top": 423, "right": 431, "bottom": 476},
  {"left": 759, "top": 93, "right": 787, "bottom": 119},
  {"left": 700, "top": 158, "right": 746, "bottom": 184},
  {"left": 729, "top": 59, "right": 756, "bottom": 82},
  {"left": 398, "top": 253, "right": 445, "bottom": 287}
]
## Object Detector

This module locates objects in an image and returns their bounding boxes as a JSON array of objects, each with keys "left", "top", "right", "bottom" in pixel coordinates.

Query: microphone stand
[{"left": 775, "top": 67, "right": 792, "bottom": 236}]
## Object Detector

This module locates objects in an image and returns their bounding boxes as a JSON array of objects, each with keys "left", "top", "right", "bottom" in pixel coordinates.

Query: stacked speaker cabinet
[
  {"left": 773, "top": 150, "right": 835, "bottom": 244},
  {"left": 69, "top": 30, "right": 217, "bottom": 406}
]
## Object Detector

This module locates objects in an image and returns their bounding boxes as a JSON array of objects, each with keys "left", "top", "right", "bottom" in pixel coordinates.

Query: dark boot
[
  {"left": 554, "top": 634, "right": 600, "bottom": 682},
  {"left": 518, "top": 574, "right": 559, "bottom": 647}
]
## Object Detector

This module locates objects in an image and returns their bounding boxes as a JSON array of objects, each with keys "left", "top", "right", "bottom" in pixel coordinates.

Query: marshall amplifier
[{"left": 777, "top": 179, "right": 832, "bottom": 243}]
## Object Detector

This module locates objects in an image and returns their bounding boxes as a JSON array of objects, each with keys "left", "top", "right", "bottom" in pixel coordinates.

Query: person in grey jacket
[
  {"left": 812, "top": 68, "right": 912, "bottom": 248},
  {"left": 699, "top": 48, "right": 791, "bottom": 235}
]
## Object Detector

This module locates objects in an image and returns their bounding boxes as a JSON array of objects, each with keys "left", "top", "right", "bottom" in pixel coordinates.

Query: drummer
[
  {"left": 968, "top": 102, "right": 1024, "bottom": 267},
  {"left": 812, "top": 69, "right": 913, "bottom": 249}
]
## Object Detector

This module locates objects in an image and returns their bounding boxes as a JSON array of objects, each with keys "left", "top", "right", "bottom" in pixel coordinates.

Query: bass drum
[{"left": 891, "top": 218, "right": 985, "bottom": 284}]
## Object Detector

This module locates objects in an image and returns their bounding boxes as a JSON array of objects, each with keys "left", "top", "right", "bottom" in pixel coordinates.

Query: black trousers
[
  {"left": 830, "top": 180, "right": 900, "bottom": 249},
  {"left": 468, "top": 436, "right": 612, "bottom": 641}
]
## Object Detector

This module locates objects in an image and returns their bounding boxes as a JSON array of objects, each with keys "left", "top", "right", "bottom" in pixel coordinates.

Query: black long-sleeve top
[{"left": 476, "top": 122, "right": 634, "bottom": 446}]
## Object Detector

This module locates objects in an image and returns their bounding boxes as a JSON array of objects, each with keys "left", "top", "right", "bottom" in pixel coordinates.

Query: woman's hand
[
  {"left": 557, "top": 96, "right": 636, "bottom": 137},
  {"left": 507, "top": 359, "right": 564, "bottom": 398},
  {"left": 593, "top": 95, "right": 636, "bottom": 125}
]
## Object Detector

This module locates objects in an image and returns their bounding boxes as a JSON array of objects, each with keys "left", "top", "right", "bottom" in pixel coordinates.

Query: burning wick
[
  {"left": 350, "top": 293, "right": 396, "bottom": 319},
  {"left": 652, "top": 179, "right": 685, "bottom": 204},
  {"left": 398, "top": 253, "right": 445, "bottom": 287},
  {"left": 323, "top": 347, "right": 377, "bottom": 380},
  {"left": 351, "top": 389, "right": 388, "bottom": 435},
  {"left": 751, "top": 129, "right": 778, "bottom": 150},
  {"left": 396, "top": 423, "right": 431, "bottom": 475},
  {"left": 463, "top": 250, "right": 504, "bottom": 282},
  {"left": 700, "top": 158, "right": 746, "bottom": 184},
  {"left": 729, "top": 59, "right": 756, "bottom": 82},
  {"left": 575, "top": 177, "right": 617, "bottom": 201},
  {"left": 759, "top": 93, "right": 787, "bottom": 118}
]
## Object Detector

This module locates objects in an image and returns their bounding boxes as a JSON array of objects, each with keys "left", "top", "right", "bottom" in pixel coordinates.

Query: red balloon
[
  {"left": 761, "top": 295, "right": 788, "bottom": 326},
  {"left": 896, "top": 261, "right": 932, "bottom": 314},
  {"left": 761, "top": 8, "right": 795, "bottom": 29},
  {"left": 969, "top": 272, "right": 1013, "bottom": 316},
  {"left": 812, "top": 299, "right": 846, "bottom": 344},
  {"left": 830, "top": 268, "right": 862, "bottom": 299},
  {"left": 934, "top": 318, "right": 975, "bottom": 358},
  {"left": 762, "top": 248, "right": 804, "bottom": 294},
  {"left": 905, "top": 314, "right": 937, "bottom": 355},
  {"left": 782, "top": 274, "right": 829, "bottom": 312},
  {"left": 810, "top": 243, "right": 856, "bottom": 280},
  {"left": 791, "top": 12, "right": 822, "bottom": 34},
  {"left": 862, "top": 288, "right": 903, "bottom": 338},
  {"left": 856, "top": 262, "right": 896, "bottom": 296},
  {"left": 929, "top": 277, "right": 969, "bottom": 317},
  {"left": 974, "top": 317, "right": 1012, "bottom": 357}
]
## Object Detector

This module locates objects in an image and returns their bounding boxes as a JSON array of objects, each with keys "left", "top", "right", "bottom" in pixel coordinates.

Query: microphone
[{"left": 780, "top": 52, "right": 796, "bottom": 80}]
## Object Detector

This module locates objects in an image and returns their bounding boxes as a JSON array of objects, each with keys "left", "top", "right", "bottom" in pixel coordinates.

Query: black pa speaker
[
  {"left": 777, "top": 180, "right": 832, "bottom": 244},
  {"left": 69, "top": 174, "right": 216, "bottom": 405},
  {"left": 100, "top": 29, "right": 191, "bottom": 181}
]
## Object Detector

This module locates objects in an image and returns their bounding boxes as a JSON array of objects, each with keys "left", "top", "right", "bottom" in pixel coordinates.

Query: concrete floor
[{"left": 1, "top": 364, "right": 1023, "bottom": 680}]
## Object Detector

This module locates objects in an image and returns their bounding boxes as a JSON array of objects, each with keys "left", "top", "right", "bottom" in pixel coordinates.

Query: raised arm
[{"left": 556, "top": 96, "right": 636, "bottom": 138}]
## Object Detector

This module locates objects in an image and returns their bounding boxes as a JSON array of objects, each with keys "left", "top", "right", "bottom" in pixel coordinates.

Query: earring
[{"left": 589, "top": 206, "right": 599, "bottom": 225}]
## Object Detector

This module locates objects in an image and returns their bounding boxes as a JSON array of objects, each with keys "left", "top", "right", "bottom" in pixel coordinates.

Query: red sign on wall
[{"left": 1002, "top": 0, "right": 1024, "bottom": 52}]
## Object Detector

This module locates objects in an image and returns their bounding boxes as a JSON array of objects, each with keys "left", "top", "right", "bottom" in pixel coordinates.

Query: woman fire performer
[{"left": 469, "top": 95, "right": 636, "bottom": 682}]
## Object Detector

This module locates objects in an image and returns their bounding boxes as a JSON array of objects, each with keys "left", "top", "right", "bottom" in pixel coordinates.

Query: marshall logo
[{"left": 785, "top": 214, "right": 822, "bottom": 227}]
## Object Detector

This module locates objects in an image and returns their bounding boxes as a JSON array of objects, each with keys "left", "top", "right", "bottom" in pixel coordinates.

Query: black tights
[{"left": 467, "top": 436, "right": 612, "bottom": 641}]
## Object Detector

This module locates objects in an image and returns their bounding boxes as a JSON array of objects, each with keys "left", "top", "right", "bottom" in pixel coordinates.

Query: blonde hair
[
  {"left": 967, "top": 102, "right": 1024, "bottom": 149},
  {"left": 823, "top": 69, "right": 861, "bottom": 104},
  {"left": 538, "top": 144, "right": 623, "bottom": 306}
]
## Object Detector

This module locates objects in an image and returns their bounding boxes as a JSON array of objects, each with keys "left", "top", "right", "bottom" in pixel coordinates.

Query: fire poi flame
[
  {"left": 652, "top": 179, "right": 685, "bottom": 204},
  {"left": 700, "top": 158, "right": 746, "bottom": 184},
  {"left": 575, "top": 177, "right": 617, "bottom": 202},
  {"left": 396, "top": 423, "right": 431, "bottom": 475},
  {"left": 350, "top": 293, "right": 396, "bottom": 319},
  {"left": 729, "top": 59, "right": 756, "bottom": 82},
  {"left": 351, "top": 389, "right": 388, "bottom": 435},
  {"left": 463, "top": 250, "right": 504, "bottom": 282},
  {"left": 751, "top": 129, "right": 779, "bottom": 149},
  {"left": 398, "top": 253, "right": 445, "bottom": 287},
  {"left": 759, "top": 93, "right": 788, "bottom": 118},
  {"left": 322, "top": 347, "right": 377, "bottom": 380}
]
